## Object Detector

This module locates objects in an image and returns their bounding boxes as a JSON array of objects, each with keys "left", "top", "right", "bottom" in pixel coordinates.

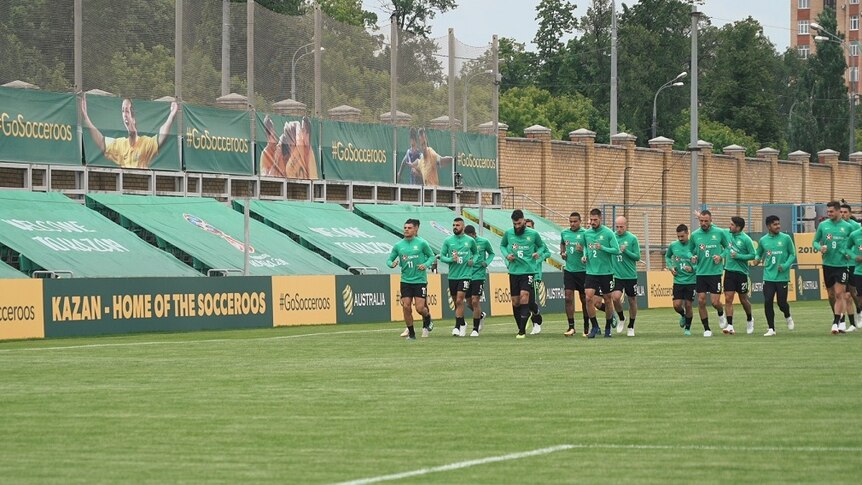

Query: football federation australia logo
[{"left": 699, "top": 244, "right": 706, "bottom": 251}]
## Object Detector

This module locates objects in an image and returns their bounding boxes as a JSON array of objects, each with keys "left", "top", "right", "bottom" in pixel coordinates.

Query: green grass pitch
[{"left": 1, "top": 300, "right": 860, "bottom": 484}]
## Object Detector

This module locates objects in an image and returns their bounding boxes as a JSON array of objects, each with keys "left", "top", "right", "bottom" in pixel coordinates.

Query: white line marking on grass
[
  {"left": 330, "top": 444, "right": 575, "bottom": 485},
  {"left": 0, "top": 321, "right": 566, "bottom": 353}
]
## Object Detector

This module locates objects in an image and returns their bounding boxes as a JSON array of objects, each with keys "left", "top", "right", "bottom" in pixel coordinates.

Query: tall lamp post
[
  {"left": 811, "top": 21, "right": 856, "bottom": 155},
  {"left": 291, "top": 43, "right": 323, "bottom": 101},
  {"left": 463, "top": 69, "right": 494, "bottom": 132},
  {"left": 652, "top": 71, "right": 687, "bottom": 139}
]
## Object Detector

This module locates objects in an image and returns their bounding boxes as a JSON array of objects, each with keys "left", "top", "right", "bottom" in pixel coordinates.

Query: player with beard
[
  {"left": 464, "top": 225, "right": 494, "bottom": 336},
  {"left": 583, "top": 208, "right": 621, "bottom": 338},
  {"left": 813, "top": 201, "right": 855, "bottom": 334},
  {"left": 723, "top": 216, "right": 756, "bottom": 335},
  {"left": 561, "top": 212, "right": 589, "bottom": 337},
  {"left": 839, "top": 203, "right": 862, "bottom": 329},
  {"left": 525, "top": 219, "right": 552, "bottom": 334},
  {"left": 666, "top": 224, "right": 696, "bottom": 335},
  {"left": 686, "top": 210, "right": 732, "bottom": 337},
  {"left": 388, "top": 219, "right": 436, "bottom": 340},
  {"left": 440, "top": 218, "right": 478, "bottom": 337},
  {"left": 500, "top": 210, "right": 547, "bottom": 338}
]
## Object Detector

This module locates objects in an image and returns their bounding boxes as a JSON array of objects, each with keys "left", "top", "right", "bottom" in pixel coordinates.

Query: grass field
[{"left": 1, "top": 300, "right": 861, "bottom": 484}]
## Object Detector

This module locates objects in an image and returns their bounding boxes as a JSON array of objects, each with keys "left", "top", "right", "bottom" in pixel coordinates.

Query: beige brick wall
[
  {"left": 0, "top": 167, "right": 25, "bottom": 188},
  {"left": 809, "top": 165, "right": 833, "bottom": 202}
]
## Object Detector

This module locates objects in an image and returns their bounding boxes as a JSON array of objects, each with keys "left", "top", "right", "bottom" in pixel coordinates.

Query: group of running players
[{"left": 388, "top": 201, "right": 862, "bottom": 340}]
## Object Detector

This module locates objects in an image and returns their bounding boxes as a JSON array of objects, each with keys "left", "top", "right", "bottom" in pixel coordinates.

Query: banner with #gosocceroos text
[
  {"left": 456, "top": 131, "right": 498, "bottom": 189},
  {"left": 0, "top": 87, "right": 79, "bottom": 166},
  {"left": 183, "top": 104, "right": 252, "bottom": 175},
  {"left": 322, "top": 120, "right": 393, "bottom": 183}
]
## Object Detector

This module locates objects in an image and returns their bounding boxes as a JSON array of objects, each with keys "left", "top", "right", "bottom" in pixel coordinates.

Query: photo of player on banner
[
  {"left": 261, "top": 114, "right": 319, "bottom": 179},
  {"left": 396, "top": 127, "right": 453, "bottom": 187}
]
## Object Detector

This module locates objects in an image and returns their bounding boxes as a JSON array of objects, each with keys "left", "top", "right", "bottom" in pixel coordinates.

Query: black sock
[
  {"left": 727, "top": 316, "right": 734, "bottom": 326},
  {"left": 456, "top": 316, "right": 465, "bottom": 329},
  {"left": 407, "top": 325, "right": 415, "bottom": 338},
  {"left": 567, "top": 317, "right": 575, "bottom": 329},
  {"left": 532, "top": 313, "right": 543, "bottom": 325},
  {"left": 605, "top": 319, "right": 613, "bottom": 333},
  {"left": 519, "top": 305, "right": 531, "bottom": 333},
  {"left": 590, "top": 316, "right": 599, "bottom": 329},
  {"left": 423, "top": 314, "right": 431, "bottom": 328},
  {"left": 529, "top": 301, "right": 539, "bottom": 314},
  {"left": 617, "top": 311, "right": 625, "bottom": 320},
  {"left": 677, "top": 309, "right": 686, "bottom": 317},
  {"left": 745, "top": 311, "right": 752, "bottom": 321},
  {"left": 685, "top": 317, "right": 693, "bottom": 330},
  {"left": 583, "top": 316, "right": 590, "bottom": 334},
  {"left": 834, "top": 314, "right": 842, "bottom": 325},
  {"left": 473, "top": 318, "right": 481, "bottom": 331},
  {"left": 702, "top": 317, "right": 711, "bottom": 331},
  {"left": 717, "top": 310, "right": 724, "bottom": 317},
  {"left": 850, "top": 314, "right": 857, "bottom": 327},
  {"left": 597, "top": 303, "right": 606, "bottom": 312},
  {"left": 840, "top": 315, "right": 845, "bottom": 323},
  {"left": 628, "top": 318, "right": 635, "bottom": 329}
]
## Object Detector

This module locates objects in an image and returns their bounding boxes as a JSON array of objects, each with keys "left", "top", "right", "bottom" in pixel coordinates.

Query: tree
[
  {"left": 533, "top": 0, "right": 577, "bottom": 94},
  {"left": 498, "top": 37, "right": 538, "bottom": 92},
  {"left": 673, "top": 111, "right": 759, "bottom": 156},
  {"left": 500, "top": 85, "right": 603, "bottom": 140},
  {"left": 380, "top": 0, "right": 457, "bottom": 37},
  {"left": 561, "top": 0, "right": 613, "bottom": 110}
]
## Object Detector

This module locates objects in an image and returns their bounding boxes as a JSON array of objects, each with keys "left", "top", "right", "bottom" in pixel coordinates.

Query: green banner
[
  {"left": 183, "top": 104, "right": 252, "bottom": 175},
  {"left": 322, "top": 120, "right": 393, "bottom": 183},
  {"left": 456, "top": 131, "right": 498, "bottom": 189},
  {"left": 81, "top": 94, "right": 180, "bottom": 170},
  {"left": 42, "top": 277, "right": 272, "bottom": 338},
  {"left": 0, "top": 87, "right": 79, "bottom": 165},
  {"left": 795, "top": 268, "right": 823, "bottom": 301},
  {"left": 336, "top": 274, "right": 391, "bottom": 324},
  {"left": 255, "top": 112, "right": 320, "bottom": 179}
]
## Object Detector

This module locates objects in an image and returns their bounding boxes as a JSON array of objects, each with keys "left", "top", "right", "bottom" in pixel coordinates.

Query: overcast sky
[{"left": 362, "top": 0, "right": 791, "bottom": 53}]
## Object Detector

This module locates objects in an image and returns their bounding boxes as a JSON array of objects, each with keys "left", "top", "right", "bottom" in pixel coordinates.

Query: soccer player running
[
  {"left": 583, "top": 208, "right": 621, "bottom": 338},
  {"left": 723, "top": 216, "right": 756, "bottom": 335},
  {"left": 666, "top": 224, "right": 697, "bottom": 335},
  {"left": 848, "top": 221, "right": 862, "bottom": 327},
  {"left": 500, "top": 210, "right": 547, "bottom": 338},
  {"left": 840, "top": 203, "right": 862, "bottom": 329},
  {"left": 813, "top": 201, "right": 856, "bottom": 334},
  {"left": 464, "top": 225, "right": 494, "bottom": 336},
  {"left": 525, "top": 219, "right": 552, "bottom": 334},
  {"left": 440, "top": 217, "right": 478, "bottom": 337},
  {"left": 611, "top": 216, "right": 641, "bottom": 336},
  {"left": 560, "top": 212, "right": 589, "bottom": 337},
  {"left": 687, "top": 210, "right": 731, "bottom": 337},
  {"left": 753, "top": 215, "right": 797, "bottom": 336},
  {"left": 387, "top": 219, "right": 436, "bottom": 340}
]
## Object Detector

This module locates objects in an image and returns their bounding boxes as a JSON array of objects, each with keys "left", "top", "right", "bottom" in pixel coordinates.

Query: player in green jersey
[
  {"left": 840, "top": 203, "right": 862, "bottom": 328},
  {"left": 753, "top": 215, "right": 797, "bottom": 336},
  {"left": 723, "top": 216, "right": 756, "bottom": 335},
  {"left": 560, "top": 212, "right": 589, "bottom": 337},
  {"left": 500, "top": 210, "right": 547, "bottom": 338},
  {"left": 387, "top": 219, "right": 437, "bottom": 340},
  {"left": 687, "top": 210, "right": 731, "bottom": 337},
  {"left": 583, "top": 208, "right": 621, "bottom": 338},
  {"left": 440, "top": 217, "right": 478, "bottom": 337},
  {"left": 611, "top": 216, "right": 641, "bottom": 336},
  {"left": 847, "top": 225, "right": 862, "bottom": 325},
  {"left": 525, "top": 219, "right": 552, "bottom": 334},
  {"left": 813, "top": 201, "right": 856, "bottom": 334},
  {"left": 666, "top": 224, "right": 696, "bottom": 335},
  {"left": 464, "top": 225, "right": 493, "bottom": 336}
]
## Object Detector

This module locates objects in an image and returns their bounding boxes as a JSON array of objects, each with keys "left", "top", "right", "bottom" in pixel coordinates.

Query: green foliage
[
  {"left": 673, "top": 110, "right": 760, "bottom": 156},
  {"left": 501, "top": 86, "right": 603, "bottom": 140},
  {"left": 498, "top": 37, "right": 538, "bottom": 92},
  {"left": 385, "top": 0, "right": 457, "bottom": 37},
  {"left": 533, "top": 0, "right": 577, "bottom": 93}
]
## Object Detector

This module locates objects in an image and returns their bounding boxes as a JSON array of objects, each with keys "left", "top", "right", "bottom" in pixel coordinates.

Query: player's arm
[
  {"left": 386, "top": 245, "right": 399, "bottom": 268},
  {"left": 599, "top": 232, "right": 621, "bottom": 254},
  {"left": 500, "top": 232, "right": 511, "bottom": 258},
  {"left": 736, "top": 237, "right": 757, "bottom": 261},
  {"left": 559, "top": 239, "right": 567, "bottom": 259},
  {"left": 468, "top": 238, "right": 478, "bottom": 264},
  {"left": 625, "top": 237, "right": 641, "bottom": 261},
  {"left": 664, "top": 246, "right": 674, "bottom": 270},
  {"left": 754, "top": 238, "right": 764, "bottom": 263},
  {"left": 812, "top": 224, "right": 824, "bottom": 251},
  {"left": 439, "top": 239, "right": 454, "bottom": 263},
  {"left": 784, "top": 235, "right": 798, "bottom": 269},
  {"left": 532, "top": 232, "right": 547, "bottom": 259},
  {"left": 483, "top": 242, "right": 495, "bottom": 267},
  {"left": 421, "top": 242, "right": 436, "bottom": 268},
  {"left": 157, "top": 101, "right": 179, "bottom": 148},
  {"left": 80, "top": 94, "right": 107, "bottom": 154}
]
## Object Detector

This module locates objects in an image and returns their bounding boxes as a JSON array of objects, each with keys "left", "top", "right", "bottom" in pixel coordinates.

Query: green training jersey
[
  {"left": 470, "top": 236, "right": 495, "bottom": 281},
  {"left": 387, "top": 236, "right": 436, "bottom": 284},
  {"left": 560, "top": 228, "right": 587, "bottom": 273},
  {"left": 724, "top": 231, "right": 756, "bottom": 275},
  {"left": 532, "top": 243, "right": 552, "bottom": 281},
  {"left": 665, "top": 240, "right": 695, "bottom": 285},
  {"left": 755, "top": 232, "right": 797, "bottom": 282},
  {"left": 584, "top": 224, "right": 620, "bottom": 276},
  {"left": 439, "top": 233, "right": 478, "bottom": 280},
  {"left": 812, "top": 218, "right": 854, "bottom": 268},
  {"left": 687, "top": 225, "right": 731, "bottom": 276},
  {"left": 613, "top": 231, "right": 641, "bottom": 280},
  {"left": 847, "top": 228, "right": 862, "bottom": 273},
  {"left": 845, "top": 218, "right": 862, "bottom": 232},
  {"left": 500, "top": 227, "right": 546, "bottom": 276}
]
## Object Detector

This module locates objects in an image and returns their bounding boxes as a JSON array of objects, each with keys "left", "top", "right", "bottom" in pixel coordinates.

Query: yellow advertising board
[
  {"left": 388, "top": 274, "right": 443, "bottom": 321},
  {"left": 787, "top": 269, "right": 798, "bottom": 302},
  {"left": 646, "top": 271, "right": 675, "bottom": 308},
  {"left": 271, "top": 275, "right": 337, "bottom": 326},
  {"left": 793, "top": 233, "right": 820, "bottom": 267},
  {"left": 0, "top": 279, "right": 45, "bottom": 340},
  {"left": 488, "top": 272, "right": 512, "bottom": 316}
]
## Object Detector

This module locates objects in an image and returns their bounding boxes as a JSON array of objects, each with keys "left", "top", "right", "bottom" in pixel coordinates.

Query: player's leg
[
  {"left": 584, "top": 282, "right": 600, "bottom": 338},
  {"left": 519, "top": 285, "right": 533, "bottom": 336},
  {"left": 611, "top": 287, "right": 624, "bottom": 333},
  {"left": 684, "top": 294, "right": 694, "bottom": 335},
  {"left": 455, "top": 285, "right": 469, "bottom": 337},
  {"left": 509, "top": 274, "right": 523, "bottom": 335},
  {"left": 449, "top": 280, "right": 462, "bottom": 336},
  {"left": 564, "top": 288, "right": 576, "bottom": 336},
  {"left": 529, "top": 280, "right": 543, "bottom": 334},
  {"left": 762, "top": 282, "right": 776, "bottom": 336},
  {"left": 776, "top": 282, "right": 793, "bottom": 331},
  {"left": 625, "top": 282, "right": 638, "bottom": 336},
  {"left": 831, "top": 267, "right": 849, "bottom": 333},
  {"left": 401, "top": 296, "right": 416, "bottom": 339}
]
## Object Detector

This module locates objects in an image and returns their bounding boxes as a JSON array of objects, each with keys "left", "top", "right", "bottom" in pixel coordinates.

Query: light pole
[
  {"left": 652, "top": 72, "right": 686, "bottom": 139},
  {"left": 811, "top": 22, "right": 856, "bottom": 156},
  {"left": 291, "top": 43, "right": 323, "bottom": 101},
  {"left": 462, "top": 69, "right": 494, "bottom": 132}
]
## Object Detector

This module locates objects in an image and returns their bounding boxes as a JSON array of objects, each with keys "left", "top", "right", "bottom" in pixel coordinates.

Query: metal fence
[{"left": 2, "top": 0, "right": 498, "bottom": 131}]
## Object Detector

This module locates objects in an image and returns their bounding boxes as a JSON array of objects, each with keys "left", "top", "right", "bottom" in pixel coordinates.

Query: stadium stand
[
  {"left": 0, "top": 259, "right": 26, "bottom": 278},
  {"left": 353, "top": 204, "right": 558, "bottom": 274},
  {"left": 0, "top": 191, "right": 201, "bottom": 278},
  {"left": 463, "top": 207, "right": 566, "bottom": 268},
  {"left": 235, "top": 200, "right": 401, "bottom": 275},
  {"left": 86, "top": 194, "right": 349, "bottom": 276}
]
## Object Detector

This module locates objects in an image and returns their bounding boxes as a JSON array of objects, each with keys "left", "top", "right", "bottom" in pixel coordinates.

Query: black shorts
[
  {"left": 672, "top": 283, "right": 696, "bottom": 301},
  {"left": 585, "top": 274, "right": 613, "bottom": 296},
  {"left": 696, "top": 275, "right": 722, "bottom": 294},
  {"left": 509, "top": 274, "right": 535, "bottom": 297},
  {"left": 448, "top": 279, "right": 470, "bottom": 299},
  {"left": 564, "top": 270, "right": 586, "bottom": 292},
  {"left": 612, "top": 278, "right": 637, "bottom": 297},
  {"left": 400, "top": 282, "right": 427, "bottom": 299},
  {"left": 723, "top": 270, "right": 750, "bottom": 294},
  {"left": 849, "top": 267, "right": 856, "bottom": 288},
  {"left": 855, "top": 274, "right": 862, "bottom": 292},
  {"left": 823, "top": 265, "right": 850, "bottom": 288},
  {"left": 467, "top": 279, "right": 484, "bottom": 298}
]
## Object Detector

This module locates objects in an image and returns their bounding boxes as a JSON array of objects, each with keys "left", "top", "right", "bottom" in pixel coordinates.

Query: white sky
[{"left": 362, "top": 0, "right": 791, "bottom": 53}]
